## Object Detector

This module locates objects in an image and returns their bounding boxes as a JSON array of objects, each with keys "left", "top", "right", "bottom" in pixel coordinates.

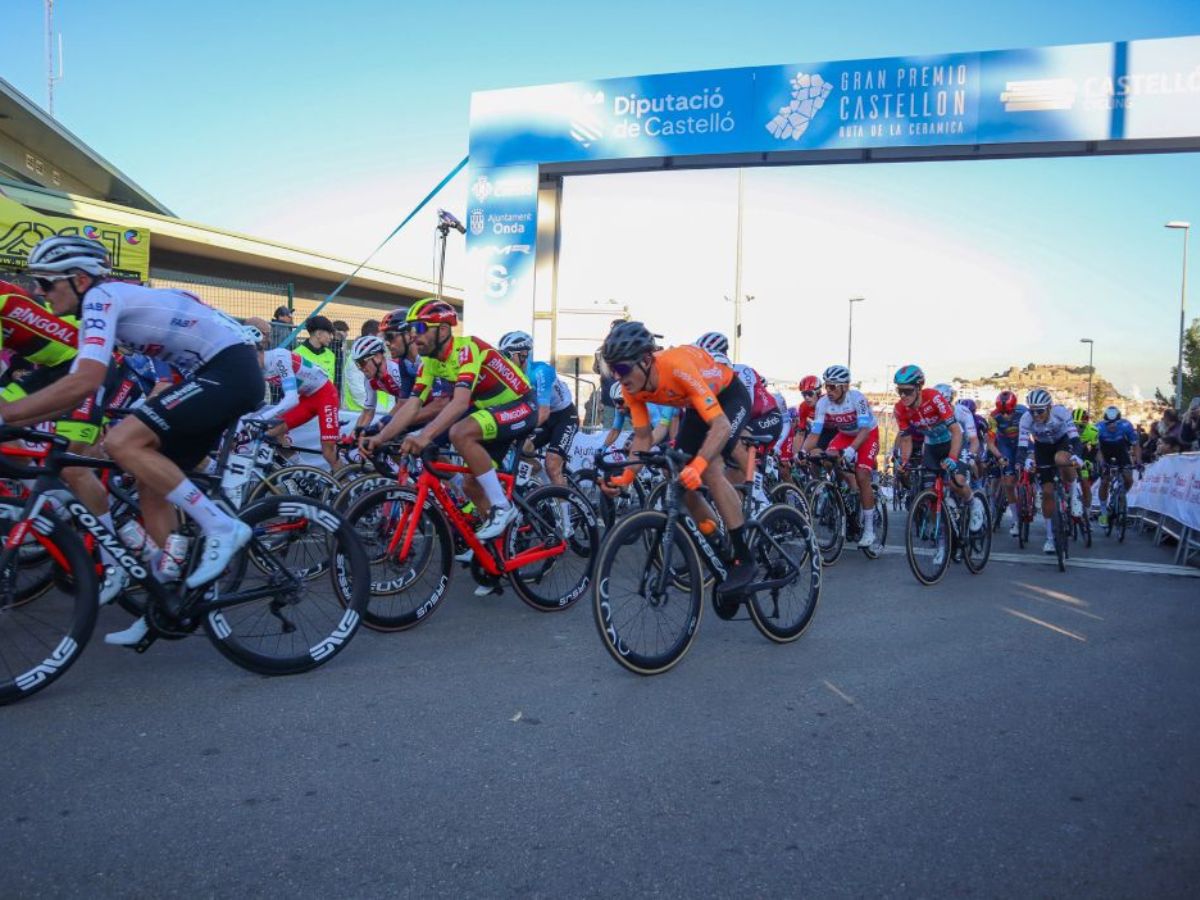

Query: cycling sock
[
  {"left": 1044, "top": 517, "right": 1054, "bottom": 539},
  {"left": 167, "top": 478, "right": 237, "bottom": 534},
  {"left": 729, "top": 525, "right": 749, "bottom": 562},
  {"left": 476, "top": 469, "right": 509, "bottom": 508}
]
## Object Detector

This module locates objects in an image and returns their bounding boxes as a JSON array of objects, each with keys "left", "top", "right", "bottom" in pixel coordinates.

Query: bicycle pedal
[{"left": 133, "top": 634, "right": 158, "bottom": 654}]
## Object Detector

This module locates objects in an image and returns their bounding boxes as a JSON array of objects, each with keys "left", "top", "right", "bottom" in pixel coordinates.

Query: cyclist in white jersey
[
  {"left": 935, "top": 384, "right": 981, "bottom": 463},
  {"left": 798, "top": 365, "right": 881, "bottom": 547},
  {"left": 0, "top": 237, "right": 265, "bottom": 644},
  {"left": 1016, "top": 388, "right": 1085, "bottom": 554},
  {"left": 497, "top": 331, "right": 579, "bottom": 489},
  {"left": 245, "top": 317, "right": 342, "bottom": 470}
]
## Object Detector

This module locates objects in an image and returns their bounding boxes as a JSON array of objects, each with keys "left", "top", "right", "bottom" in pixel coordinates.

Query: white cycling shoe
[
  {"left": 1009, "top": 522, "right": 1020, "bottom": 538},
  {"left": 105, "top": 616, "right": 149, "bottom": 647},
  {"left": 857, "top": 529, "right": 876, "bottom": 549},
  {"left": 185, "top": 521, "right": 252, "bottom": 589},
  {"left": 1043, "top": 537, "right": 1056, "bottom": 554},
  {"left": 98, "top": 566, "right": 129, "bottom": 606},
  {"left": 475, "top": 503, "right": 518, "bottom": 541}
]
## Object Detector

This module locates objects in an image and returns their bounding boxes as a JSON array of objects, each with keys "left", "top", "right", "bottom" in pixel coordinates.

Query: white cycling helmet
[
  {"left": 1103, "top": 405, "right": 1121, "bottom": 422},
  {"left": 26, "top": 235, "right": 111, "bottom": 277},
  {"left": 609, "top": 381, "right": 626, "bottom": 405},
  {"left": 822, "top": 365, "right": 851, "bottom": 385},
  {"left": 694, "top": 331, "right": 729, "bottom": 356},
  {"left": 498, "top": 330, "right": 533, "bottom": 355},
  {"left": 351, "top": 335, "right": 386, "bottom": 361},
  {"left": 1026, "top": 388, "right": 1052, "bottom": 410},
  {"left": 242, "top": 325, "right": 264, "bottom": 346},
  {"left": 934, "top": 383, "right": 955, "bottom": 402}
]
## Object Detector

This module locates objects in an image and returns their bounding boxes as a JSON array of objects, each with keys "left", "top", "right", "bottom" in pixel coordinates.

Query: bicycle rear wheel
[
  {"left": 245, "top": 464, "right": 340, "bottom": 507},
  {"left": 745, "top": 504, "right": 821, "bottom": 643},
  {"left": 905, "top": 491, "right": 952, "bottom": 586},
  {"left": 0, "top": 500, "right": 98, "bottom": 706},
  {"left": 1052, "top": 502, "right": 1067, "bottom": 572},
  {"left": 202, "top": 495, "right": 368, "bottom": 674},
  {"left": 507, "top": 485, "right": 599, "bottom": 612},
  {"left": 769, "top": 481, "right": 811, "bottom": 519},
  {"left": 341, "top": 485, "right": 453, "bottom": 631},
  {"left": 593, "top": 510, "right": 703, "bottom": 676}
]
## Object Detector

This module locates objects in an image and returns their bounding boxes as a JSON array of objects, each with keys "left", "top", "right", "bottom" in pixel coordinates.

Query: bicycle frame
[{"left": 386, "top": 455, "right": 567, "bottom": 579}]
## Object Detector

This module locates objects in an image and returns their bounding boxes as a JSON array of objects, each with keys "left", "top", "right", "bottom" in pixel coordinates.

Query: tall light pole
[
  {"left": 847, "top": 297, "right": 864, "bottom": 371},
  {"left": 1080, "top": 338, "right": 1094, "bottom": 415},
  {"left": 1165, "top": 221, "right": 1190, "bottom": 410},
  {"left": 724, "top": 293, "right": 754, "bottom": 362}
]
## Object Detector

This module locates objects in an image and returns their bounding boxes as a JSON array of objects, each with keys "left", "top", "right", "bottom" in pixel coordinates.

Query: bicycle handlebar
[{"left": 0, "top": 426, "right": 72, "bottom": 479}]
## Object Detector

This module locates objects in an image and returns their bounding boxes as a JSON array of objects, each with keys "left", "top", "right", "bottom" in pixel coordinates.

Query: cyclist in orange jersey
[{"left": 599, "top": 322, "right": 755, "bottom": 603}]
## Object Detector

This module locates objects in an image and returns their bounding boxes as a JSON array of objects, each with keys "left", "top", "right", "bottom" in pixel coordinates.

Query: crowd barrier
[{"left": 1127, "top": 451, "right": 1200, "bottom": 568}]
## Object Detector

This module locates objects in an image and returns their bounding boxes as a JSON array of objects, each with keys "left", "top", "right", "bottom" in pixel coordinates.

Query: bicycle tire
[
  {"left": 332, "top": 471, "right": 394, "bottom": 513},
  {"left": 1116, "top": 491, "right": 1127, "bottom": 543},
  {"left": 905, "top": 490, "right": 952, "bottom": 586},
  {"left": 244, "top": 464, "right": 341, "bottom": 508},
  {"left": 593, "top": 510, "right": 703, "bottom": 676},
  {"left": 807, "top": 481, "right": 845, "bottom": 566},
  {"left": 341, "top": 484, "right": 453, "bottom": 631},
  {"left": 768, "top": 481, "right": 811, "bottom": 519},
  {"left": 202, "top": 495, "right": 368, "bottom": 674},
  {"left": 1052, "top": 504, "right": 1067, "bottom": 572},
  {"left": 0, "top": 499, "right": 98, "bottom": 706},
  {"left": 963, "top": 490, "right": 992, "bottom": 574},
  {"left": 506, "top": 484, "right": 599, "bottom": 612},
  {"left": 745, "top": 503, "right": 821, "bottom": 643}
]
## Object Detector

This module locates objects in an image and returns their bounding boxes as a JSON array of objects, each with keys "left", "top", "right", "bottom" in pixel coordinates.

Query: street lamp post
[
  {"left": 1165, "top": 221, "right": 1190, "bottom": 410},
  {"left": 847, "top": 297, "right": 864, "bottom": 371},
  {"left": 1080, "top": 338, "right": 1094, "bottom": 415}
]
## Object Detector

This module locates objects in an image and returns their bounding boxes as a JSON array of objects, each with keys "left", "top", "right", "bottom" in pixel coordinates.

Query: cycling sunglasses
[
  {"left": 609, "top": 360, "right": 639, "bottom": 378},
  {"left": 801, "top": 390, "right": 816, "bottom": 399},
  {"left": 408, "top": 321, "right": 435, "bottom": 335},
  {"left": 896, "top": 386, "right": 918, "bottom": 396},
  {"left": 33, "top": 275, "right": 70, "bottom": 292}
]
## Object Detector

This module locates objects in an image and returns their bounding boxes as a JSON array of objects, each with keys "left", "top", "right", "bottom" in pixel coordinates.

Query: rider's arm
[
  {"left": 947, "top": 421, "right": 963, "bottom": 460},
  {"left": 898, "top": 433, "right": 912, "bottom": 466},
  {"left": 692, "top": 414, "right": 732, "bottom": 467},
  {"left": 375, "top": 395, "right": 423, "bottom": 442},
  {"left": 258, "top": 375, "right": 299, "bottom": 422},
  {"left": 0, "top": 358, "right": 107, "bottom": 425}
]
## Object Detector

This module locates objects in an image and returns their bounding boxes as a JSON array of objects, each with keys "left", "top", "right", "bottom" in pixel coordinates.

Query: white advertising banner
[{"left": 1127, "top": 452, "right": 1200, "bottom": 531}]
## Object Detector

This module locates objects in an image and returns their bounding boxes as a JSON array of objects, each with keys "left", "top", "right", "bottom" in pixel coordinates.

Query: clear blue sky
[{"left": 5, "top": 0, "right": 1200, "bottom": 395}]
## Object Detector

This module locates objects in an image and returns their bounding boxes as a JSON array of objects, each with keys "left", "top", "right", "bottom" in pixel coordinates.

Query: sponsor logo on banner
[
  {"left": 487, "top": 244, "right": 531, "bottom": 256},
  {"left": 469, "top": 209, "right": 485, "bottom": 235},
  {"left": 1000, "top": 78, "right": 1079, "bottom": 112},
  {"left": 766, "top": 72, "right": 833, "bottom": 140},
  {"left": 471, "top": 176, "right": 494, "bottom": 203}
]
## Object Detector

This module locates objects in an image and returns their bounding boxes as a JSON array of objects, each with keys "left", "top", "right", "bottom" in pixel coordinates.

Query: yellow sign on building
[{"left": 0, "top": 193, "right": 151, "bottom": 282}]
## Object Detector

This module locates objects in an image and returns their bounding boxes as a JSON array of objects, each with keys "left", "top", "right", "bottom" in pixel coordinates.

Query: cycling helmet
[
  {"left": 1072, "top": 407, "right": 1089, "bottom": 425},
  {"left": 995, "top": 390, "right": 1017, "bottom": 414},
  {"left": 405, "top": 297, "right": 458, "bottom": 327},
  {"left": 379, "top": 308, "right": 409, "bottom": 334},
  {"left": 601, "top": 321, "right": 657, "bottom": 364},
  {"left": 934, "top": 383, "right": 955, "bottom": 403},
  {"left": 1026, "top": 388, "right": 1052, "bottom": 410},
  {"left": 893, "top": 364, "right": 924, "bottom": 386},
  {"left": 609, "top": 382, "right": 625, "bottom": 405},
  {"left": 694, "top": 331, "right": 729, "bottom": 357},
  {"left": 798, "top": 375, "right": 820, "bottom": 393},
  {"left": 351, "top": 335, "right": 386, "bottom": 361},
  {"left": 498, "top": 330, "right": 533, "bottom": 355},
  {"left": 242, "top": 325, "right": 264, "bottom": 346},
  {"left": 25, "top": 235, "right": 111, "bottom": 277},
  {"left": 958, "top": 398, "right": 977, "bottom": 414},
  {"left": 822, "top": 365, "right": 851, "bottom": 385},
  {"left": 1103, "top": 405, "right": 1121, "bottom": 422}
]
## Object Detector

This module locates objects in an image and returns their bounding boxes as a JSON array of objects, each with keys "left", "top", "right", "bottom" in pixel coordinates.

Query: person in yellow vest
[{"left": 294, "top": 315, "right": 337, "bottom": 383}]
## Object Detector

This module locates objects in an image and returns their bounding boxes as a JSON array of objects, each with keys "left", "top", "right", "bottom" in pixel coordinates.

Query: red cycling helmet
[
  {"left": 994, "top": 390, "right": 1017, "bottom": 414},
  {"left": 798, "top": 375, "right": 820, "bottom": 393}
]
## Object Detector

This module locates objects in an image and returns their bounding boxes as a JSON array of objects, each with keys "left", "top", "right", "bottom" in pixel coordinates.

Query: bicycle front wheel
[
  {"left": 963, "top": 490, "right": 992, "bottom": 574},
  {"left": 506, "top": 485, "right": 600, "bottom": 612},
  {"left": 593, "top": 510, "right": 703, "bottom": 676},
  {"left": 0, "top": 500, "right": 98, "bottom": 706},
  {"left": 745, "top": 504, "right": 821, "bottom": 643},
  {"left": 906, "top": 490, "right": 952, "bottom": 586},
  {"left": 202, "top": 495, "right": 368, "bottom": 674},
  {"left": 245, "top": 464, "right": 341, "bottom": 507},
  {"left": 807, "top": 482, "right": 846, "bottom": 566}
]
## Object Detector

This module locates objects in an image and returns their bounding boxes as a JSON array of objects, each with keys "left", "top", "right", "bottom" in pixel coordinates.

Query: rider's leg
[{"left": 449, "top": 417, "right": 504, "bottom": 516}]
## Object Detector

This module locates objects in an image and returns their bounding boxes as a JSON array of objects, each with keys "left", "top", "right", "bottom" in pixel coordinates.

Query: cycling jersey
[
  {"left": 415, "top": 335, "right": 531, "bottom": 410},
  {"left": 528, "top": 360, "right": 574, "bottom": 413},
  {"left": 811, "top": 389, "right": 876, "bottom": 434},
  {"left": 1097, "top": 418, "right": 1137, "bottom": 445},
  {"left": 259, "top": 348, "right": 332, "bottom": 421},
  {"left": 954, "top": 405, "right": 977, "bottom": 441},
  {"left": 990, "top": 405, "right": 1028, "bottom": 443},
  {"left": 732, "top": 363, "right": 779, "bottom": 419},
  {"left": 1079, "top": 423, "right": 1099, "bottom": 451},
  {"left": 75, "top": 281, "right": 249, "bottom": 375},
  {"left": 794, "top": 400, "right": 816, "bottom": 433},
  {"left": 0, "top": 281, "right": 78, "bottom": 368},
  {"left": 612, "top": 402, "right": 674, "bottom": 433},
  {"left": 894, "top": 389, "right": 956, "bottom": 446},
  {"left": 622, "top": 345, "right": 733, "bottom": 430},
  {"left": 1017, "top": 405, "right": 1079, "bottom": 448}
]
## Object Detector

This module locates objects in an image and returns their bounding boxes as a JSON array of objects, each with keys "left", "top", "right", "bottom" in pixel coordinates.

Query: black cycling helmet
[{"left": 601, "top": 321, "right": 657, "bottom": 364}]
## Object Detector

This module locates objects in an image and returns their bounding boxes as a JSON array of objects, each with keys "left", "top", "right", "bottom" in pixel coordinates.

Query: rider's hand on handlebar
[
  {"left": 678, "top": 456, "right": 707, "bottom": 491},
  {"left": 399, "top": 433, "right": 429, "bottom": 457},
  {"left": 600, "top": 469, "right": 635, "bottom": 497}
]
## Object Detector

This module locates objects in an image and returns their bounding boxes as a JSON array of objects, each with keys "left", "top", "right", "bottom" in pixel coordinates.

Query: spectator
[
  {"left": 270, "top": 305, "right": 295, "bottom": 349},
  {"left": 333, "top": 320, "right": 350, "bottom": 344},
  {"left": 1156, "top": 408, "right": 1184, "bottom": 455},
  {"left": 295, "top": 315, "right": 338, "bottom": 385},
  {"left": 1180, "top": 397, "right": 1200, "bottom": 450}
]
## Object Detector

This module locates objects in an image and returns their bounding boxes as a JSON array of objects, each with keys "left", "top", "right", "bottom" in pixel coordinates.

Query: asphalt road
[{"left": 3, "top": 521, "right": 1198, "bottom": 898}]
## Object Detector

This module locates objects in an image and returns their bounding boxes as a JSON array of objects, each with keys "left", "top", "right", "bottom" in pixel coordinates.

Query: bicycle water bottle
[
  {"left": 156, "top": 533, "right": 190, "bottom": 582},
  {"left": 117, "top": 519, "right": 161, "bottom": 561}
]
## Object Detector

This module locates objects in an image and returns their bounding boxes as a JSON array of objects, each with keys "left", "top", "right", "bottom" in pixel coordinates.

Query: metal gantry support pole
[
  {"left": 1166, "top": 221, "right": 1190, "bottom": 410},
  {"left": 847, "top": 297, "right": 864, "bottom": 371}
]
